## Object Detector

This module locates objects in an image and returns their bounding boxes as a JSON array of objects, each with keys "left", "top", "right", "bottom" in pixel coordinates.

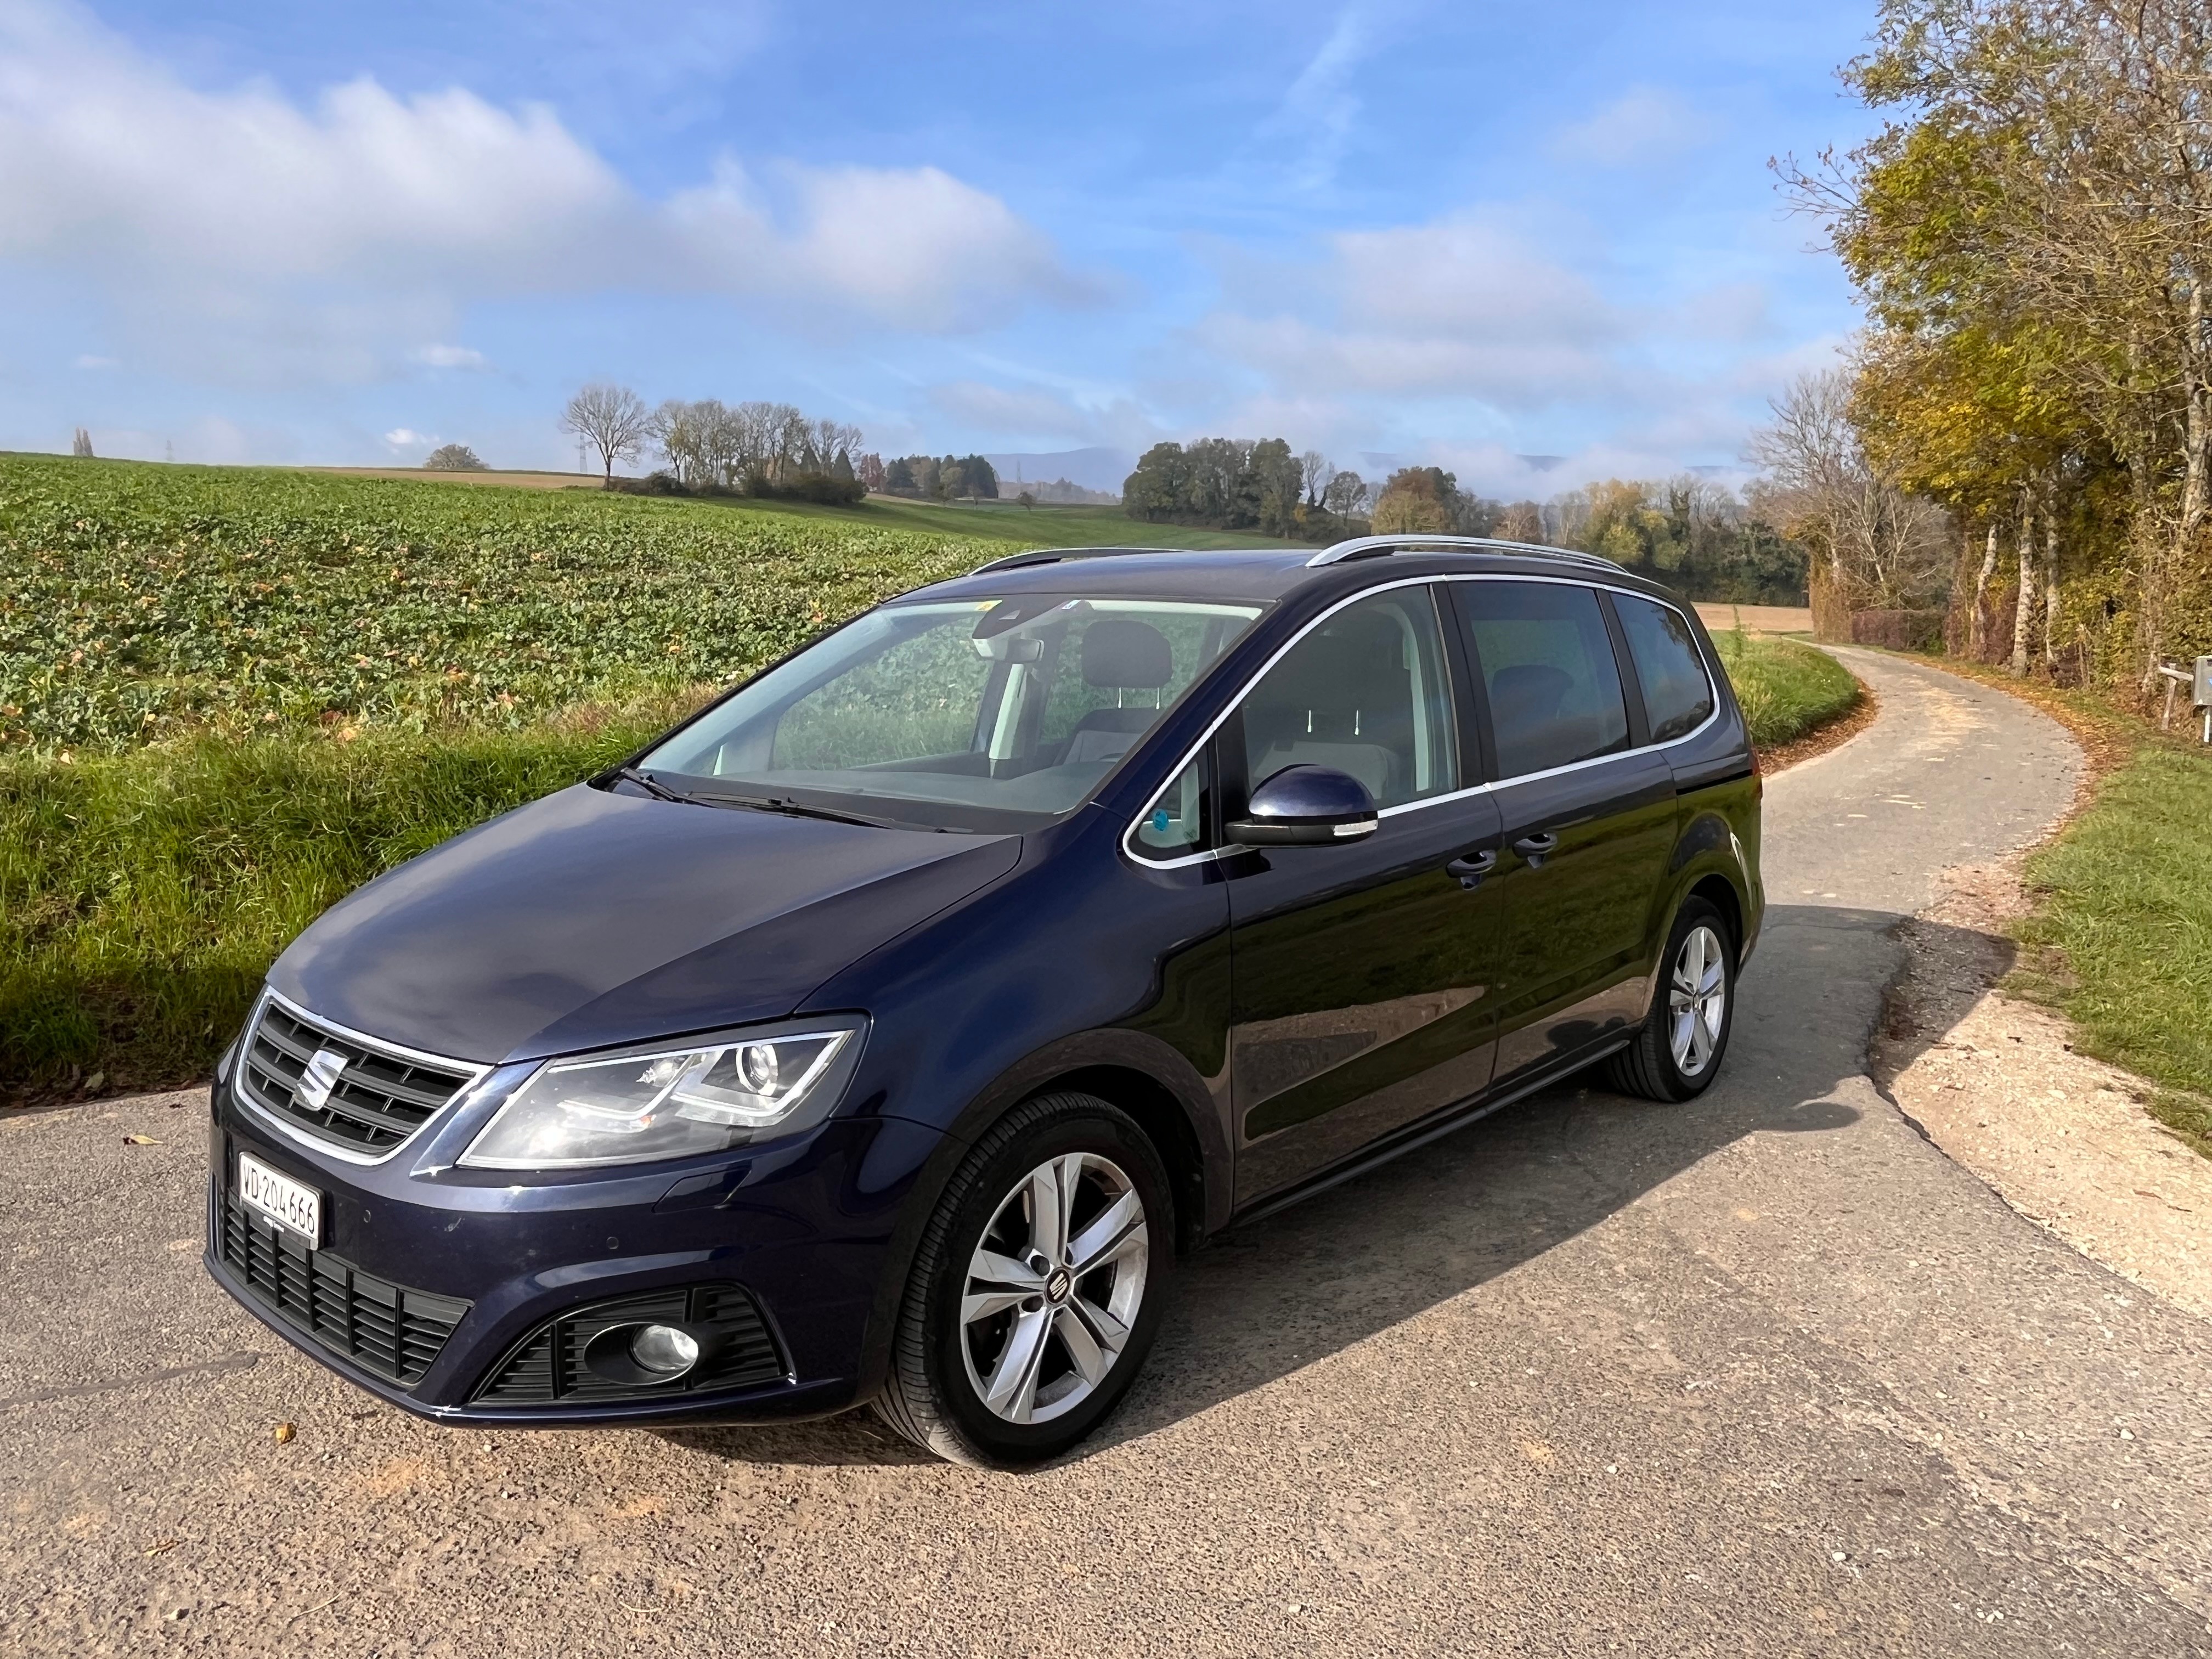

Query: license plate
[{"left": 239, "top": 1152, "right": 321, "bottom": 1246}]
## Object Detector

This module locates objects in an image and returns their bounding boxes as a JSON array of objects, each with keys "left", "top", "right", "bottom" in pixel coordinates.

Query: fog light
[{"left": 629, "top": 1323, "right": 700, "bottom": 1376}]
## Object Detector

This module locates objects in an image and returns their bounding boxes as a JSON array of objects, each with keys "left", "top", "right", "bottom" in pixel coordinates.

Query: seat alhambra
[{"left": 207, "top": 534, "right": 1762, "bottom": 1466}]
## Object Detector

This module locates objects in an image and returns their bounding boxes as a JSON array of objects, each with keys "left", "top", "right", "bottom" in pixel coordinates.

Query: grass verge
[
  {"left": 0, "top": 705, "right": 687, "bottom": 1101},
  {"left": 1904, "top": 657, "right": 2212, "bottom": 1159},
  {"left": 1714, "top": 631, "right": 1863, "bottom": 750}
]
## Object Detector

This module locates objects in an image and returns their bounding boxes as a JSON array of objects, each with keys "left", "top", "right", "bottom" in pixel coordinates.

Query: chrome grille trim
[{"left": 233, "top": 989, "right": 492, "bottom": 1166}]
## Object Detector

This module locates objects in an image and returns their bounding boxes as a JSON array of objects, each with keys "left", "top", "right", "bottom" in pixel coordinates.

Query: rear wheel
[
  {"left": 1604, "top": 896, "right": 1735, "bottom": 1101},
  {"left": 873, "top": 1092, "right": 1172, "bottom": 1468}
]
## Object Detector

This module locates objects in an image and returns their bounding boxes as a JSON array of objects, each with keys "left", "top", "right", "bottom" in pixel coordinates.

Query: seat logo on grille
[{"left": 296, "top": 1048, "right": 348, "bottom": 1111}]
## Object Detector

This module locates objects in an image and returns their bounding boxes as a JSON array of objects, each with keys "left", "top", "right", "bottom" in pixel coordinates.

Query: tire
[
  {"left": 873, "top": 1092, "right": 1173, "bottom": 1468},
  {"left": 1604, "top": 896, "right": 1736, "bottom": 1102}
]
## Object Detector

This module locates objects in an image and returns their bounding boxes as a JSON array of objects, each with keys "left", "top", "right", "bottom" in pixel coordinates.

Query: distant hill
[{"left": 984, "top": 447, "right": 1133, "bottom": 496}]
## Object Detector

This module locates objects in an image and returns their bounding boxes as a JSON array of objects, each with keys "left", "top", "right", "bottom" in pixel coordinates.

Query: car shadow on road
[{"left": 661, "top": 903, "right": 2004, "bottom": 1470}]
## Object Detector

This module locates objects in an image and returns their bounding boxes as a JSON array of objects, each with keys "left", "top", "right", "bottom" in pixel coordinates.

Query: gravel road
[{"left": 7, "top": 648, "right": 2209, "bottom": 1657}]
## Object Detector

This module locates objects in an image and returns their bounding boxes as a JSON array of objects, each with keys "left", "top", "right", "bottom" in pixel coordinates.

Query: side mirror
[{"left": 1225, "top": 765, "right": 1379, "bottom": 847}]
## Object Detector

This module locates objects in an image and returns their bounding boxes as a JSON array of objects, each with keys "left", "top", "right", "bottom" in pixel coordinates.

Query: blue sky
[{"left": 0, "top": 0, "right": 1880, "bottom": 495}]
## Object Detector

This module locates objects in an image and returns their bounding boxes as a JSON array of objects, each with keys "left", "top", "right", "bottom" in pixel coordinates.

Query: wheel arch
[{"left": 851, "top": 1028, "right": 1228, "bottom": 1404}]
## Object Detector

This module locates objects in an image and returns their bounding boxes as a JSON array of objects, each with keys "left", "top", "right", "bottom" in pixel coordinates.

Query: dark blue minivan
[{"left": 206, "top": 534, "right": 1762, "bottom": 1466}]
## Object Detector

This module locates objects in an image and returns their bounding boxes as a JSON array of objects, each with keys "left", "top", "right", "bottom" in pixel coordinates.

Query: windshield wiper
[
  {"left": 691, "top": 791, "right": 922, "bottom": 832},
  {"left": 606, "top": 765, "right": 699, "bottom": 805}
]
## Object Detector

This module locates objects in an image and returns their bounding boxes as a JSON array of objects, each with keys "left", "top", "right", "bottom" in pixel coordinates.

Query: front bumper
[{"left": 204, "top": 1073, "right": 944, "bottom": 1426}]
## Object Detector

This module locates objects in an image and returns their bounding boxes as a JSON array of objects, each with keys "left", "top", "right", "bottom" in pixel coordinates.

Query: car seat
[{"left": 1059, "top": 619, "right": 1176, "bottom": 765}]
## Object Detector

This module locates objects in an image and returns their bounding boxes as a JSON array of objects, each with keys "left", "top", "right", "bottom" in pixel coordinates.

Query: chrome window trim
[
  {"left": 1118, "top": 572, "right": 1723, "bottom": 870},
  {"left": 230, "top": 986, "right": 496, "bottom": 1167}
]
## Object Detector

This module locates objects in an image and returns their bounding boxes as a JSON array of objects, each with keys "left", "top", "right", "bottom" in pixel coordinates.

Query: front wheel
[
  {"left": 873, "top": 1092, "right": 1172, "bottom": 1468},
  {"left": 1604, "top": 897, "right": 1735, "bottom": 1101}
]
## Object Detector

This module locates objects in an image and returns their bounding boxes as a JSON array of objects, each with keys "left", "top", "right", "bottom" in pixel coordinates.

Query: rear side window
[
  {"left": 1456, "top": 581, "right": 1629, "bottom": 779},
  {"left": 1613, "top": 594, "right": 1715, "bottom": 743}
]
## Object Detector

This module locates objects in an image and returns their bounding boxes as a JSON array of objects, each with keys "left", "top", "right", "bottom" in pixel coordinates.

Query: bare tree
[
  {"left": 561, "top": 383, "right": 652, "bottom": 487},
  {"left": 1746, "top": 367, "right": 1950, "bottom": 612},
  {"left": 1299, "top": 450, "right": 1333, "bottom": 509}
]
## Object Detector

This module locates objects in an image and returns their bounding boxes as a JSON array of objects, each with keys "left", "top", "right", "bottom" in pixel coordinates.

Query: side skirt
[{"left": 1223, "top": 1036, "right": 1632, "bottom": 1231}]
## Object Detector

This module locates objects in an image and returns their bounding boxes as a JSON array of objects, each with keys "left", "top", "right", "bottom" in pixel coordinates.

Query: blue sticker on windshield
[{"left": 1152, "top": 808, "right": 1170, "bottom": 833}]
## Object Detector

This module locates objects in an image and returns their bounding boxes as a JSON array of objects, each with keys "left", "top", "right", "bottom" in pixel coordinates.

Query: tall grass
[
  {"left": 1714, "top": 631, "right": 1863, "bottom": 749},
  {"left": 0, "top": 706, "right": 684, "bottom": 1097}
]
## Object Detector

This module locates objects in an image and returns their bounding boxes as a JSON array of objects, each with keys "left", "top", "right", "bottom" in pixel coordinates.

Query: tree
[
  {"left": 1498, "top": 500, "right": 1544, "bottom": 543},
  {"left": 1370, "top": 466, "right": 1463, "bottom": 534},
  {"left": 1323, "top": 470, "right": 1370, "bottom": 519},
  {"left": 1017, "top": 490, "right": 1037, "bottom": 511},
  {"left": 1299, "top": 450, "right": 1333, "bottom": 509},
  {"left": 1746, "top": 367, "right": 1951, "bottom": 614},
  {"left": 1787, "top": 0, "right": 2212, "bottom": 682},
  {"left": 422, "top": 443, "right": 488, "bottom": 471},
  {"left": 561, "top": 383, "right": 651, "bottom": 487},
  {"left": 857, "top": 452, "right": 886, "bottom": 492},
  {"left": 70, "top": 427, "right": 93, "bottom": 458}
]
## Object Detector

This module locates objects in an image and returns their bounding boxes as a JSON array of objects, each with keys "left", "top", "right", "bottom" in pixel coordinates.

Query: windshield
[{"left": 639, "top": 594, "right": 1265, "bottom": 830}]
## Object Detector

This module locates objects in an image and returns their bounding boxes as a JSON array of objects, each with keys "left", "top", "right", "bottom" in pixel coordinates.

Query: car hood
[{"left": 269, "top": 783, "right": 1022, "bottom": 1063}]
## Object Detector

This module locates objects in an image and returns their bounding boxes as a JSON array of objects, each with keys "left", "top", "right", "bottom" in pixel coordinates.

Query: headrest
[
  {"left": 1491, "top": 663, "right": 1573, "bottom": 722},
  {"left": 1082, "top": 619, "right": 1173, "bottom": 689}
]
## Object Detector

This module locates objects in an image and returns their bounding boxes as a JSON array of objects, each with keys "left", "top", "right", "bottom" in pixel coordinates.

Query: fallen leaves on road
[
  {"left": 122, "top": 1134, "right": 160, "bottom": 1146},
  {"left": 274, "top": 1422, "right": 296, "bottom": 1444},
  {"left": 143, "top": 1539, "right": 178, "bottom": 1557}
]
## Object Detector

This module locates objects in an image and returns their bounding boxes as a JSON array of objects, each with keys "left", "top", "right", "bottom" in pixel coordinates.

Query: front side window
[
  {"left": 641, "top": 595, "right": 1262, "bottom": 831},
  {"left": 1239, "top": 586, "right": 1458, "bottom": 809},
  {"left": 1457, "top": 580, "right": 1629, "bottom": 778},
  {"left": 1132, "top": 756, "right": 1207, "bottom": 860},
  {"left": 1613, "top": 592, "right": 1715, "bottom": 742}
]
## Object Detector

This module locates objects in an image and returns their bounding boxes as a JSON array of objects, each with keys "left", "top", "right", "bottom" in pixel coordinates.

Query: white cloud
[
  {"left": 0, "top": 0, "right": 1091, "bottom": 382},
  {"left": 382, "top": 427, "right": 432, "bottom": 449},
  {"left": 72, "top": 352, "right": 116, "bottom": 369},
  {"left": 1201, "top": 212, "right": 1627, "bottom": 410},
  {"left": 1551, "top": 87, "right": 1716, "bottom": 170},
  {"left": 1257, "top": 7, "right": 1384, "bottom": 193},
  {"left": 1191, "top": 205, "right": 1805, "bottom": 483},
  {"left": 409, "top": 344, "right": 490, "bottom": 370}
]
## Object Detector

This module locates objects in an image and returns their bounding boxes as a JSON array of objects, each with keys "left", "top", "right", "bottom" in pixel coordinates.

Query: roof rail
[
  {"left": 1305, "top": 533, "right": 1622, "bottom": 572},
  {"left": 966, "top": 543, "right": 1303, "bottom": 577},
  {"left": 966, "top": 544, "right": 1192, "bottom": 577}
]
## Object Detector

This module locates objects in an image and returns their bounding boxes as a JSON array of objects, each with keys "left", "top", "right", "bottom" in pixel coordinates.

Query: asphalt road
[{"left": 8, "top": 649, "right": 2210, "bottom": 1657}]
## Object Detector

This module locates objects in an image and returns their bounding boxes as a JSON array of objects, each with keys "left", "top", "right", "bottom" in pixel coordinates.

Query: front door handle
[
  {"left": 1444, "top": 849, "right": 1497, "bottom": 890},
  {"left": 1512, "top": 831, "right": 1560, "bottom": 869}
]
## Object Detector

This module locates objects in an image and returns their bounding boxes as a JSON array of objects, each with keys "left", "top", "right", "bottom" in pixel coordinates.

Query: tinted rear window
[
  {"left": 1614, "top": 594, "right": 1715, "bottom": 742},
  {"left": 1456, "top": 581, "right": 1629, "bottom": 779}
]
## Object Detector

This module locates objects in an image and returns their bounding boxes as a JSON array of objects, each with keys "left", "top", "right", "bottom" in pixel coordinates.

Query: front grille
[
  {"left": 474, "top": 1284, "right": 787, "bottom": 1405},
  {"left": 240, "top": 998, "right": 476, "bottom": 1155},
  {"left": 218, "top": 1190, "right": 468, "bottom": 1386}
]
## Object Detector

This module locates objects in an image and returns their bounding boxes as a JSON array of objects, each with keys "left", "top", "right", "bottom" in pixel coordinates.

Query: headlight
[{"left": 457, "top": 1024, "right": 861, "bottom": 1170}]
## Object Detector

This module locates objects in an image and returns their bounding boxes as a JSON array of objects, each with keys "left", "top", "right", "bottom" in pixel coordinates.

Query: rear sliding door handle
[
  {"left": 1444, "top": 849, "right": 1497, "bottom": 889},
  {"left": 1512, "top": 831, "right": 1560, "bottom": 869}
]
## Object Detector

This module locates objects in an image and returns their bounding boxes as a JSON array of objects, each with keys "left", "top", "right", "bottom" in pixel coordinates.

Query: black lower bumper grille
[
  {"left": 474, "top": 1284, "right": 786, "bottom": 1405},
  {"left": 218, "top": 1190, "right": 469, "bottom": 1386}
]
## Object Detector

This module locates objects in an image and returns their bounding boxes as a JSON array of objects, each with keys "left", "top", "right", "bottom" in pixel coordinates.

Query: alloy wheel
[
  {"left": 959, "top": 1152, "right": 1149, "bottom": 1425},
  {"left": 1668, "top": 922, "right": 1728, "bottom": 1077}
]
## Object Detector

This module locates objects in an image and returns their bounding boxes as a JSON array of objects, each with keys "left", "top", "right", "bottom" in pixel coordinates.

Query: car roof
[{"left": 900, "top": 534, "right": 1679, "bottom": 608}]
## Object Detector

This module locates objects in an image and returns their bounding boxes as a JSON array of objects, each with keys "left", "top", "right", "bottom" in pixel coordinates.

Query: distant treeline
[
  {"left": 1124, "top": 436, "right": 1808, "bottom": 603},
  {"left": 875, "top": 454, "right": 1001, "bottom": 501},
  {"left": 1124, "top": 438, "right": 1372, "bottom": 540}
]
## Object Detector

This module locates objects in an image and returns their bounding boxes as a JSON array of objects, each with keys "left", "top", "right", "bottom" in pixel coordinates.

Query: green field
[
  {"left": 0, "top": 455, "right": 1279, "bottom": 756},
  {"left": 0, "top": 456, "right": 1860, "bottom": 1101}
]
